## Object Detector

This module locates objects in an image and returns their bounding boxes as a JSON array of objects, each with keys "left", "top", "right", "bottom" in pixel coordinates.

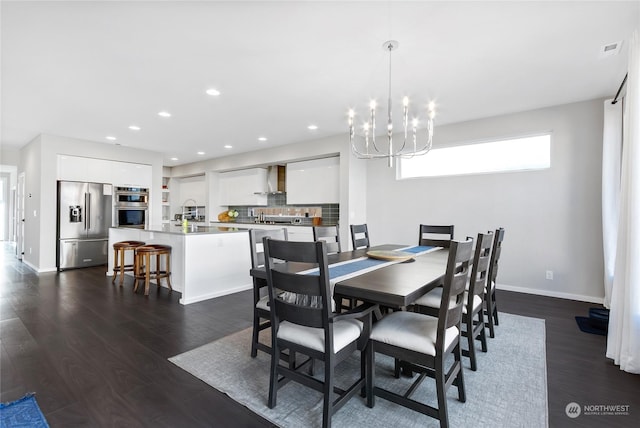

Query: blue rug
[{"left": 0, "top": 393, "right": 49, "bottom": 428}]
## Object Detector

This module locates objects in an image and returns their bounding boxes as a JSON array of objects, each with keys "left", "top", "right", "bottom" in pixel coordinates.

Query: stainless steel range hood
[{"left": 254, "top": 165, "right": 285, "bottom": 194}]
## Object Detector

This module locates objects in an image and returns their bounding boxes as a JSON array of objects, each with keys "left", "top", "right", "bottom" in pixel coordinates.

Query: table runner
[{"left": 281, "top": 245, "right": 438, "bottom": 308}]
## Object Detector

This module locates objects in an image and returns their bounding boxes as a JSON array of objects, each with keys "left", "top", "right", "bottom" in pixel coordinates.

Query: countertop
[
  {"left": 111, "top": 225, "right": 249, "bottom": 235},
  {"left": 209, "top": 221, "right": 336, "bottom": 227}
]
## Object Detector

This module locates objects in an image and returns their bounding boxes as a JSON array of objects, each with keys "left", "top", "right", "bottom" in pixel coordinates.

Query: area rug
[
  {"left": 170, "top": 313, "right": 547, "bottom": 428},
  {"left": 0, "top": 393, "right": 49, "bottom": 428}
]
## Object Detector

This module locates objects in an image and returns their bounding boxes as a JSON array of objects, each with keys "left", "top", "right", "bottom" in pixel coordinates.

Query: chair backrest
[
  {"left": 437, "top": 238, "right": 474, "bottom": 345},
  {"left": 264, "top": 238, "right": 334, "bottom": 342},
  {"left": 418, "top": 224, "right": 455, "bottom": 248},
  {"left": 249, "top": 228, "right": 288, "bottom": 269},
  {"left": 350, "top": 224, "right": 370, "bottom": 250},
  {"left": 313, "top": 225, "right": 341, "bottom": 254},
  {"left": 487, "top": 227, "right": 505, "bottom": 287},
  {"left": 467, "top": 232, "right": 493, "bottom": 304}
]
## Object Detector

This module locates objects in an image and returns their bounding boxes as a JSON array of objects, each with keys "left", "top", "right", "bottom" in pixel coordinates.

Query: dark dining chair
[
  {"left": 366, "top": 238, "right": 473, "bottom": 428},
  {"left": 263, "top": 238, "right": 376, "bottom": 428},
  {"left": 413, "top": 232, "right": 492, "bottom": 371},
  {"left": 248, "top": 227, "right": 288, "bottom": 357},
  {"left": 485, "top": 227, "right": 505, "bottom": 338},
  {"left": 418, "top": 224, "right": 455, "bottom": 248},
  {"left": 313, "top": 225, "right": 341, "bottom": 254},
  {"left": 350, "top": 224, "right": 370, "bottom": 250}
]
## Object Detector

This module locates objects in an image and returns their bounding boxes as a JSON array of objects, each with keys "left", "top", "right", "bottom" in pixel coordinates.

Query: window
[{"left": 398, "top": 134, "right": 551, "bottom": 179}]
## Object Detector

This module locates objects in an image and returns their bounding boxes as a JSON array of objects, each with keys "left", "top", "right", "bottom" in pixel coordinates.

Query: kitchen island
[{"left": 108, "top": 224, "right": 251, "bottom": 305}]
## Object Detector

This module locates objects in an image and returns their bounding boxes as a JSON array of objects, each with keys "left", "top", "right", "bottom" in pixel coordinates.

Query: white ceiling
[{"left": 2, "top": 1, "right": 638, "bottom": 166}]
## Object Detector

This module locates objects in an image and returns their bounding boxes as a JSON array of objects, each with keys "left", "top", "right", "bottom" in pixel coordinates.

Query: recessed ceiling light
[
  {"left": 258, "top": 137, "right": 267, "bottom": 142},
  {"left": 128, "top": 125, "right": 141, "bottom": 131},
  {"left": 308, "top": 125, "right": 318, "bottom": 130},
  {"left": 224, "top": 145, "right": 233, "bottom": 149},
  {"left": 158, "top": 111, "right": 172, "bottom": 118},
  {"left": 106, "top": 136, "right": 117, "bottom": 141},
  {"left": 197, "top": 151, "right": 205, "bottom": 155},
  {"left": 170, "top": 157, "right": 178, "bottom": 161},
  {"left": 206, "top": 88, "right": 221, "bottom": 96}
]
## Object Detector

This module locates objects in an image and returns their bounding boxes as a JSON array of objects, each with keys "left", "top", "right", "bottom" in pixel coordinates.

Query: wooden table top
[
  {"left": 334, "top": 245, "right": 448, "bottom": 308},
  {"left": 251, "top": 244, "right": 449, "bottom": 308}
]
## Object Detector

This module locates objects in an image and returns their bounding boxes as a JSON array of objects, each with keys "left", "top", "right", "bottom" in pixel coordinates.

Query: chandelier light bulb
[
  {"left": 403, "top": 96, "right": 409, "bottom": 107},
  {"left": 369, "top": 100, "right": 377, "bottom": 110}
]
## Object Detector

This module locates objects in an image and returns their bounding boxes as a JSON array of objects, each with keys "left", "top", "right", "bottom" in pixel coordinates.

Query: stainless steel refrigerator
[{"left": 57, "top": 181, "right": 113, "bottom": 270}]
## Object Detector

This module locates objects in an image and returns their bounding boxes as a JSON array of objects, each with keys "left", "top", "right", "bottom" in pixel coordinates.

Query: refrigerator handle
[{"left": 85, "top": 193, "right": 91, "bottom": 230}]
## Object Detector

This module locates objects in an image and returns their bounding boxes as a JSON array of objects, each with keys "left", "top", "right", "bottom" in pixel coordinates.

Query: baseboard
[
  {"left": 22, "top": 259, "right": 57, "bottom": 273},
  {"left": 497, "top": 283, "right": 604, "bottom": 304},
  {"left": 179, "top": 283, "right": 253, "bottom": 305}
]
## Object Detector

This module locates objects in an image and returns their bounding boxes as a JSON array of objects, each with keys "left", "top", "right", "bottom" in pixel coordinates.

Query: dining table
[{"left": 250, "top": 244, "right": 450, "bottom": 311}]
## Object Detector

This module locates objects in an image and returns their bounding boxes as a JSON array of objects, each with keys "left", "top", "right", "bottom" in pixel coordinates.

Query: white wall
[
  {"left": 367, "top": 99, "right": 605, "bottom": 302},
  {"left": 19, "top": 134, "right": 164, "bottom": 271}
]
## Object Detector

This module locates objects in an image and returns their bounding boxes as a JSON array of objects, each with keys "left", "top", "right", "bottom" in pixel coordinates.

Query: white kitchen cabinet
[
  {"left": 286, "top": 157, "right": 339, "bottom": 204},
  {"left": 58, "top": 155, "right": 112, "bottom": 183},
  {"left": 57, "top": 155, "right": 152, "bottom": 188},
  {"left": 112, "top": 162, "right": 152, "bottom": 188},
  {"left": 218, "top": 168, "right": 268, "bottom": 206}
]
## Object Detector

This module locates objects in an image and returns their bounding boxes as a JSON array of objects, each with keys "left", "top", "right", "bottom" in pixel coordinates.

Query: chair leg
[
  {"left": 485, "top": 296, "right": 496, "bottom": 338},
  {"left": 323, "top": 358, "right": 334, "bottom": 428},
  {"left": 454, "top": 343, "right": 466, "bottom": 403},
  {"left": 164, "top": 253, "right": 172, "bottom": 290},
  {"left": 477, "top": 311, "right": 488, "bottom": 353},
  {"left": 144, "top": 253, "right": 151, "bottom": 296},
  {"left": 466, "top": 316, "right": 477, "bottom": 371},
  {"left": 268, "top": 342, "right": 279, "bottom": 408},
  {"left": 118, "top": 249, "right": 126, "bottom": 286},
  {"left": 493, "top": 296, "right": 499, "bottom": 326},
  {"left": 366, "top": 344, "right": 375, "bottom": 408},
  {"left": 133, "top": 253, "right": 140, "bottom": 293},
  {"left": 251, "top": 312, "right": 260, "bottom": 358},
  {"left": 112, "top": 248, "right": 118, "bottom": 284},
  {"left": 435, "top": 355, "right": 449, "bottom": 428}
]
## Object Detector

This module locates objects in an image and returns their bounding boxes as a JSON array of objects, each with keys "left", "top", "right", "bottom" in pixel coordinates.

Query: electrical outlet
[{"left": 546, "top": 270, "right": 554, "bottom": 280}]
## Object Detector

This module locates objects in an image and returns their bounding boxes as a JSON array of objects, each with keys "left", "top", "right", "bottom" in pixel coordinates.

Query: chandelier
[{"left": 349, "top": 40, "right": 435, "bottom": 168}]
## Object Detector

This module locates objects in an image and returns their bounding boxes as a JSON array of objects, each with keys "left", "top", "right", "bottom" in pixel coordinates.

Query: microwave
[{"left": 115, "top": 186, "right": 149, "bottom": 206}]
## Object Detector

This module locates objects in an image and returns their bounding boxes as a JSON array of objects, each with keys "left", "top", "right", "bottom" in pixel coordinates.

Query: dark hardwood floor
[{"left": 1, "top": 242, "right": 638, "bottom": 427}]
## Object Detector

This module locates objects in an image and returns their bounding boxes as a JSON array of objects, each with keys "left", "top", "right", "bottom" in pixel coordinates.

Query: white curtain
[
  {"left": 606, "top": 30, "right": 640, "bottom": 374},
  {"left": 602, "top": 100, "right": 622, "bottom": 308}
]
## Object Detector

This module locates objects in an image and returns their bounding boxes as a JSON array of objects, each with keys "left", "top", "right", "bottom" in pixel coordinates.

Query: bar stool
[
  {"left": 112, "top": 240, "right": 146, "bottom": 286},
  {"left": 133, "top": 244, "right": 172, "bottom": 296}
]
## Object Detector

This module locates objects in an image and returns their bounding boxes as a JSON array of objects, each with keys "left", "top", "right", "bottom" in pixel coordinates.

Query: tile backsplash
[{"left": 229, "top": 193, "right": 339, "bottom": 225}]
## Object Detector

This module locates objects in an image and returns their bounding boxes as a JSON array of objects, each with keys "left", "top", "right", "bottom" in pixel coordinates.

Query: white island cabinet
[{"left": 108, "top": 225, "right": 252, "bottom": 305}]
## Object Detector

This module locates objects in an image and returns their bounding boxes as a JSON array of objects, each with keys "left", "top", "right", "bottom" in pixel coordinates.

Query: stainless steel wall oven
[{"left": 115, "top": 187, "right": 148, "bottom": 228}]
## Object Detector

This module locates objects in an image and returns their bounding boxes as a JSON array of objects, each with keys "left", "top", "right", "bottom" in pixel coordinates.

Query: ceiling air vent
[{"left": 600, "top": 41, "right": 622, "bottom": 58}]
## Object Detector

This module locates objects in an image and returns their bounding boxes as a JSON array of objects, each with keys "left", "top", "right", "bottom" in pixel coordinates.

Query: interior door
[{"left": 17, "top": 173, "right": 25, "bottom": 259}]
